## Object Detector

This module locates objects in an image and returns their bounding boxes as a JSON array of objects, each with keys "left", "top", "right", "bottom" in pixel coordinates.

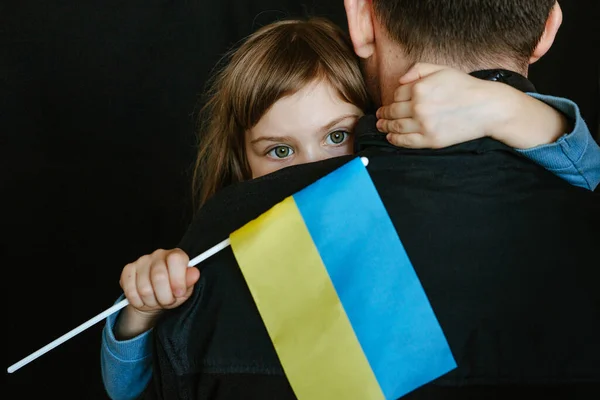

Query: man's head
[{"left": 344, "top": 0, "right": 563, "bottom": 105}]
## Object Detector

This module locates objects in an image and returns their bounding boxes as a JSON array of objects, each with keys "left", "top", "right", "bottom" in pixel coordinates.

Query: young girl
[{"left": 101, "top": 17, "right": 598, "bottom": 400}]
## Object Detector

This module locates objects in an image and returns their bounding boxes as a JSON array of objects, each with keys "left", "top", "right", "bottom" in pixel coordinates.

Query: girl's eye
[
  {"left": 326, "top": 130, "right": 350, "bottom": 145},
  {"left": 267, "top": 145, "right": 295, "bottom": 159}
]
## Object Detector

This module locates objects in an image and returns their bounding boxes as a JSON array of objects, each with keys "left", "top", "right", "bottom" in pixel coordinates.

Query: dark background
[{"left": 2, "top": 1, "right": 598, "bottom": 399}]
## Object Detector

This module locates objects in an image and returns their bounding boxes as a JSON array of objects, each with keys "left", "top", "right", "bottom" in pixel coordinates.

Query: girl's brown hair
[{"left": 192, "top": 17, "right": 369, "bottom": 210}]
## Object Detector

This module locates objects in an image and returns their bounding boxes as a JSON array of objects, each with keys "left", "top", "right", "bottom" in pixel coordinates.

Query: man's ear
[
  {"left": 344, "top": 0, "right": 376, "bottom": 59},
  {"left": 530, "top": 1, "right": 562, "bottom": 64}
]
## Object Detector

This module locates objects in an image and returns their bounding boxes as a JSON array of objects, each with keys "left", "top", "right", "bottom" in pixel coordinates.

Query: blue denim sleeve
[
  {"left": 100, "top": 295, "right": 153, "bottom": 400},
  {"left": 515, "top": 93, "right": 600, "bottom": 190}
]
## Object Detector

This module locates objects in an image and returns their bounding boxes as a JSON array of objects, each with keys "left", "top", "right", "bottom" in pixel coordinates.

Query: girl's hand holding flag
[{"left": 114, "top": 248, "right": 198, "bottom": 339}]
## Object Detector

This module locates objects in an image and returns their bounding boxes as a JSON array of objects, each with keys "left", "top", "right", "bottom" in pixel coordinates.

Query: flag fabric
[{"left": 229, "top": 157, "right": 456, "bottom": 400}]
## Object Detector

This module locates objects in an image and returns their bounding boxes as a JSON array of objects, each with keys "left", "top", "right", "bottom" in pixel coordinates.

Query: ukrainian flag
[{"left": 230, "top": 157, "right": 456, "bottom": 400}]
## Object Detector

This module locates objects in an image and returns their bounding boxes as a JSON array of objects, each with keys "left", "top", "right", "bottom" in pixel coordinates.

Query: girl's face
[{"left": 245, "top": 80, "right": 364, "bottom": 179}]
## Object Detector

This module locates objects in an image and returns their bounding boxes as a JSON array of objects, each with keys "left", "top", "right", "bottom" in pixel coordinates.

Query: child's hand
[
  {"left": 376, "top": 63, "right": 567, "bottom": 150},
  {"left": 120, "top": 248, "right": 199, "bottom": 315},
  {"left": 114, "top": 248, "right": 200, "bottom": 340},
  {"left": 376, "top": 63, "right": 498, "bottom": 149}
]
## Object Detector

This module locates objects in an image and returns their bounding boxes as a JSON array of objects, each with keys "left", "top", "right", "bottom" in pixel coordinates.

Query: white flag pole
[
  {"left": 7, "top": 237, "right": 231, "bottom": 374},
  {"left": 7, "top": 157, "right": 370, "bottom": 374}
]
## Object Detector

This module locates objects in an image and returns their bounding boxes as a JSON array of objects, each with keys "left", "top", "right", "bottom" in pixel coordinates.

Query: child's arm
[
  {"left": 101, "top": 297, "right": 153, "bottom": 400},
  {"left": 101, "top": 248, "right": 200, "bottom": 399},
  {"left": 512, "top": 93, "right": 600, "bottom": 191},
  {"left": 376, "top": 63, "right": 600, "bottom": 190}
]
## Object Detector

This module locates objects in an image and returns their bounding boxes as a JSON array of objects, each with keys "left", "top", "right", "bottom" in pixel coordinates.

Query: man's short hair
[{"left": 373, "top": 0, "right": 556, "bottom": 68}]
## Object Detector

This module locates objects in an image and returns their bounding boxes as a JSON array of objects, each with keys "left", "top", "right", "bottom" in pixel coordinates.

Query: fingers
[
  {"left": 165, "top": 248, "right": 190, "bottom": 298},
  {"left": 185, "top": 267, "right": 201, "bottom": 294},
  {"left": 149, "top": 257, "right": 177, "bottom": 307},
  {"left": 376, "top": 112, "right": 429, "bottom": 149},
  {"left": 375, "top": 83, "right": 413, "bottom": 121},
  {"left": 377, "top": 117, "right": 438, "bottom": 149},
  {"left": 386, "top": 133, "right": 427, "bottom": 149},
  {"left": 121, "top": 261, "right": 145, "bottom": 309},
  {"left": 186, "top": 266, "right": 200, "bottom": 287},
  {"left": 398, "top": 62, "right": 448, "bottom": 84},
  {"left": 120, "top": 248, "right": 194, "bottom": 311},
  {"left": 377, "top": 101, "right": 411, "bottom": 120},
  {"left": 376, "top": 117, "right": 421, "bottom": 135},
  {"left": 138, "top": 255, "right": 164, "bottom": 307},
  {"left": 393, "top": 83, "right": 413, "bottom": 102}
]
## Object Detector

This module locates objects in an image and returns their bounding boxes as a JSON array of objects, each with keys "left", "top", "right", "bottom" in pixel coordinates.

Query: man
[{"left": 143, "top": 1, "right": 600, "bottom": 398}]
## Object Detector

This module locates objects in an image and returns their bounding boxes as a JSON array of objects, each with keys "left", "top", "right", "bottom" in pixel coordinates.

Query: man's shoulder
[{"left": 177, "top": 145, "right": 597, "bottom": 256}]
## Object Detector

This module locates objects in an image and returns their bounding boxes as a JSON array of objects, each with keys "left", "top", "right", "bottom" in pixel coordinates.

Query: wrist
[
  {"left": 484, "top": 82, "right": 524, "bottom": 144},
  {"left": 488, "top": 84, "right": 568, "bottom": 149},
  {"left": 129, "top": 306, "right": 163, "bottom": 321},
  {"left": 113, "top": 305, "right": 162, "bottom": 340},
  {"left": 473, "top": 80, "right": 512, "bottom": 141}
]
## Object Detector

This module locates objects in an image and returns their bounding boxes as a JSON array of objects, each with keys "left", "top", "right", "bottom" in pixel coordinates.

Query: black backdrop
[{"left": 2, "top": 1, "right": 598, "bottom": 399}]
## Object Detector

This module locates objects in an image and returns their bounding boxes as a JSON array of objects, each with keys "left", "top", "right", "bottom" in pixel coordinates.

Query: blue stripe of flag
[{"left": 293, "top": 157, "right": 456, "bottom": 399}]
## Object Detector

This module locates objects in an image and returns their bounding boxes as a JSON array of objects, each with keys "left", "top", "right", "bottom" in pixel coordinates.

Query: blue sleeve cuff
[
  {"left": 102, "top": 295, "right": 153, "bottom": 362},
  {"left": 515, "top": 93, "right": 600, "bottom": 190}
]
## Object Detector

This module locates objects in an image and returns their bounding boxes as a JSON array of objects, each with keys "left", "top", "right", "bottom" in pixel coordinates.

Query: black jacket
[{"left": 144, "top": 73, "right": 600, "bottom": 400}]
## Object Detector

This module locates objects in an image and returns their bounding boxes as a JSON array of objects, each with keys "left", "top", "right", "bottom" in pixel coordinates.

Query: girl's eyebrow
[
  {"left": 321, "top": 114, "right": 359, "bottom": 132},
  {"left": 250, "top": 135, "right": 296, "bottom": 144},
  {"left": 251, "top": 114, "right": 359, "bottom": 145}
]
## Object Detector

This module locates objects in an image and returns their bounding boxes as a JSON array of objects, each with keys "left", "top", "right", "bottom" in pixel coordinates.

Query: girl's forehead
[{"left": 251, "top": 81, "right": 363, "bottom": 135}]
